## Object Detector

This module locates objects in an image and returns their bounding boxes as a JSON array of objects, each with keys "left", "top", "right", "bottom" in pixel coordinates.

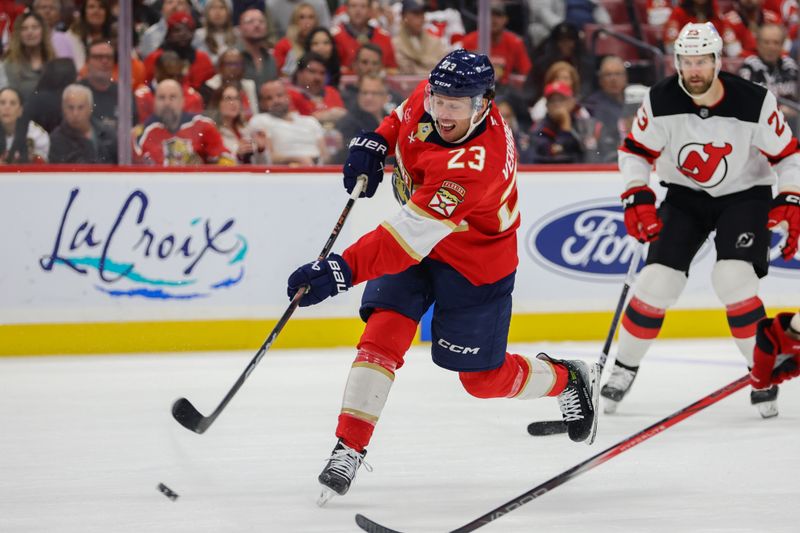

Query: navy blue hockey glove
[
  {"left": 343, "top": 131, "right": 388, "bottom": 198},
  {"left": 287, "top": 253, "right": 352, "bottom": 307}
]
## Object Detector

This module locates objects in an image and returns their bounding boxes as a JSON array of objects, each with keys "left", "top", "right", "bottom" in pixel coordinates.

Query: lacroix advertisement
[{"left": 1, "top": 170, "right": 797, "bottom": 325}]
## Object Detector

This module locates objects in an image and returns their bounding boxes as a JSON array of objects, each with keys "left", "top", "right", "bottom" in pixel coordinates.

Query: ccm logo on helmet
[
  {"left": 787, "top": 194, "right": 800, "bottom": 205},
  {"left": 437, "top": 338, "right": 480, "bottom": 354},
  {"left": 350, "top": 137, "right": 388, "bottom": 154}
]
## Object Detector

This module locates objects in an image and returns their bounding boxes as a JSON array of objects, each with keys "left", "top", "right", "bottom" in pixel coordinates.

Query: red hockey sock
[
  {"left": 621, "top": 297, "right": 666, "bottom": 339},
  {"left": 546, "top": 362, "right": 569, "bottom": 396},
  {"left": 726, "top": 296, "right": 766, "bottom": 339},
  {"left": 335, "top": 308, "right": 417, "bottom": 451},
  {"left": 459, "top": 353, "right": 528, "bottom": 398}
]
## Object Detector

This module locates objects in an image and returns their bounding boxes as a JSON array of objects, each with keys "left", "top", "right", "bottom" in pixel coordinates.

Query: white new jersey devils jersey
[{"left": 619, "top": 72, "right": 800, "bottom": 196}]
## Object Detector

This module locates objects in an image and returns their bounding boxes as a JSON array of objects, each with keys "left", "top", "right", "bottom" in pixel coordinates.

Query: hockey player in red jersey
[
  {"left": 750, "top": 311, "right": 800, "bottom": 416},
  {"left": 606, "top": 22, "right": 800, "bottom": 417},
  {"left": 286, "top": 50, "right": 600, "bottom": 505}
]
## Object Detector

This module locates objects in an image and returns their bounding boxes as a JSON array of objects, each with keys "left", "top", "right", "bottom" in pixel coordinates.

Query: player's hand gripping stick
[
  {"left": 343, "top": 132, "right": 388, "bottom": 198},
  {"left": 767, "top": 192, "right": 800, "bottom": 260},
  {"left": 621, "top": 185, "right": 663, "bottom": 243}
]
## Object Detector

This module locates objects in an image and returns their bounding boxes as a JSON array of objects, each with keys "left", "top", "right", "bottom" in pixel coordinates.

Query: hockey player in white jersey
[{"left": 606, "top": 22, "right": 800, "bottom": 417}]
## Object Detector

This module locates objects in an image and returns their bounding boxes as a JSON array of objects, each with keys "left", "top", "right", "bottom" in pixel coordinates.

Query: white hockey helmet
[{"left": 674, "top": 22, "right": 723, "bottom": 97}]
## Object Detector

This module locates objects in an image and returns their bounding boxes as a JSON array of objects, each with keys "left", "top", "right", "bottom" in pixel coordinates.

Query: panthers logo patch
[
  {"left": 427, "top": 181, "right": 466, "bottom": 217},
  {"left": 392, "top": 166, "right": 413, "bottom": 206}
]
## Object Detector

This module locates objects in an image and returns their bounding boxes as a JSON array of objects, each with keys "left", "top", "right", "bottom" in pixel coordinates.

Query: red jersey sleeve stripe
[
  {"left": 620, "top": 135, "right": 661, "bottom": 164},
  {"left": 761, "top": 137, "right": 800, "bottom": 165}
]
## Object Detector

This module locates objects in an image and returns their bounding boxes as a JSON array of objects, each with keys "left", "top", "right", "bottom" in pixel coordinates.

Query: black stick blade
[
  {"left": 355, "top": 514, "right": 405, "bottom": 533},
  {"left": 172, "top": 398, "right": 209, "bottom": 434},
  {"left": 527, "top": 419, "right": 567, "bottom": 436}
]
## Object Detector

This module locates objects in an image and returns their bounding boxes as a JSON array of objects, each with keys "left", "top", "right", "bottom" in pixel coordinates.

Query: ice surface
[{"left": 1, "top": 339, "right": 797, "bottom": 533}]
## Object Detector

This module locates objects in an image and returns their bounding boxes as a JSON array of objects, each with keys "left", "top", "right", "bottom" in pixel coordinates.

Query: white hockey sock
[
  {"left": 615, "top": 325, "right": 654, "bottom": 368},
  {"left": 513, "top": 356, "right": 558, "bottom": 400},
  {"left": 340, "top": 350, "right": 396, "bottom": 424}
]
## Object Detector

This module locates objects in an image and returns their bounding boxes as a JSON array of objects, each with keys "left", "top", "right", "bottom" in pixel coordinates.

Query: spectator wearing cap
[
  {"left": 144, "top": 10, "right": 215, "bottom": 91},
  {"left": 459, "top": 1, "right": 531, "bottom": 85},
  {"left": 332, "top": 0, "right": 398, "bottom": 74},
  {"left": 531, "top": 81, "right": 596, "bottom": 164},
  {"left": 238, "top": 8, "right": 279, "bottom": 90},
  {"left": 138, "top": 0, "right": 192, "bottom": 58},
  {"left": 393, "top": 0, "right": 449, "bottom": 75}
]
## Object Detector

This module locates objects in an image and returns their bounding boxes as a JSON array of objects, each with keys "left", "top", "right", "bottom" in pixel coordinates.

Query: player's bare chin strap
[
  {"left": 711, "top": 259, "right": 766, "bottom": 366},
  {"left": 335, "top": 309, "right": 416, "bottom": 451},
  {"left": 616, "top": 263, "right": 687, "bottom": 368}
]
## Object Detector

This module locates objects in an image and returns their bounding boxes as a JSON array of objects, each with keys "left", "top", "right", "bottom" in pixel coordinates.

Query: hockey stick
[
  {"left": 355, "top": 373, "right": 750, "bottom": 533},
  {"left": 172, "top": 176, "right": 367, "bottom": 434},
  {"left": 527, "top": 240, "right": 644, "bottom": 436}
]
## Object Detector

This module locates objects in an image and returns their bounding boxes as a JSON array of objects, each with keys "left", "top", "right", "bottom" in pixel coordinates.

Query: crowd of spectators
[{"left": 0, "top": 0, "right": 798, "bottom": 166}]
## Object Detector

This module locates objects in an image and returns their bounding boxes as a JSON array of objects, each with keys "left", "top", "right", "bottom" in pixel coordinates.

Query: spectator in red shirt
[
  {"left": 144, "top": 11, "right": 216, "bottom": 90},
  {"left": 133, "top": 78, "right": 234, "bottom": 166},
  {"left": 288, "top": 51, "right": 347, "bottom": 124},
  {"left": 274, "top": 2, "right": 318, "bottom": 77},
  {"left": 663, "top": 0, "right": 744, "bottom": 56},
  {"left": 136, "top": 49, "right": 205, "bottom": 123},
  {"left": 724, "top": 0, "right": 784, "bottom": 56},
  {"left": 332, "top": 0, "right": 397, "bottom": 73},
  {"left": 459, "top": 1, "right": 532, "bottom": 85}
]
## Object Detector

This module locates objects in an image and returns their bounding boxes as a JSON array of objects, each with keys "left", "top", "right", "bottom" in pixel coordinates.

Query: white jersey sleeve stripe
[{"left": 381, "top": 201, "right": 454, "bottom": 261}]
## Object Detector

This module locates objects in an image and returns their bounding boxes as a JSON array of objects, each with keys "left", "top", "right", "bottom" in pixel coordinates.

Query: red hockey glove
[
  {"left": 767, "top": 192, "right": 800, "bottom": 260},
  {"left": 621, "top": 186, "right": 663, "bottom": 243},
  {"left": 750, "top": 313, "right": 800, "bottom": 389}
]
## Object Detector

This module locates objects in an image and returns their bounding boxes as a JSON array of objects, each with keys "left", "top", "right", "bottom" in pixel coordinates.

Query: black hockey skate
[
  {"left": 600, "top": 361, "right": 639, "bottom": 414},
  {"left": 317, "top": 439, "right": 371, "bottom": 506},
  {"left": 539, "top": 354, "right": 600, "bottom": 444},
  {"left": 751, "top": 385, "right": 779, "bottom": 419}
]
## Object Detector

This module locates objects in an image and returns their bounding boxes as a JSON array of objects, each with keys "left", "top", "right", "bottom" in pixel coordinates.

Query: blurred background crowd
[{"left": 0, "top": 0, "right": 798, "bottom": 166}]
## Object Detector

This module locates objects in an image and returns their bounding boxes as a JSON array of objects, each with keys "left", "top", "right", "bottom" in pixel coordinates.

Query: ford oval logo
[{"left": 525, "top": 199, "right": 642, "bottom": 280}]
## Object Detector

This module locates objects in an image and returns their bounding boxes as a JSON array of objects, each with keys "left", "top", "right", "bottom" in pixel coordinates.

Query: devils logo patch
[{"left": 676, "top": 142, "right": 732, "bottom": 188}]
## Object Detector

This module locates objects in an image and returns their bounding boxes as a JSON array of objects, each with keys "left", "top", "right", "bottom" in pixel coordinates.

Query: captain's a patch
[{"left": 427, "top": 181, "right": 466, "bottom": 217}]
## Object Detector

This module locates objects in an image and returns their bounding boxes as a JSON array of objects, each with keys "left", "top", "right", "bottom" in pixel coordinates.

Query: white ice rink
[{"left": 1, "top": 339, "right": 798, "bottom": 533}]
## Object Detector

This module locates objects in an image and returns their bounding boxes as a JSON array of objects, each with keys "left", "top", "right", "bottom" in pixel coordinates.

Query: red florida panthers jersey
[{"left": 342, "top": 82, "right": 520, "bottom": 287}]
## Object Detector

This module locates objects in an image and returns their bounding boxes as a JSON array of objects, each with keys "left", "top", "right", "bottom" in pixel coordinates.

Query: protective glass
[{"left": 424, "top": 84, "right": 482, "bottom": 121}]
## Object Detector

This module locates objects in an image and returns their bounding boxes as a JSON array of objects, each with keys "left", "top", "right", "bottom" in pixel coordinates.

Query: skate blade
[
  {"left": 603, "top": 398, "right": 620, "bottom": 415},
  {"left": 756, "top": 401, "right": 779, "bottom": 419},
  {"left": 317, "top": 487, "right": 337, "bottom": 507},
  {"left": 586, "top": 363, "right": 601, "bottom": 445}
]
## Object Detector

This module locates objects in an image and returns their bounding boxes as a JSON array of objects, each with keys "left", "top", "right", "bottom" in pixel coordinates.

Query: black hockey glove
[{"left": 343, "top": 132, "right": 388, "bottom": 198}]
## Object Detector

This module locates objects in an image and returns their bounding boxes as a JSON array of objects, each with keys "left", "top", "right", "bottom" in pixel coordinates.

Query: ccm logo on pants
[{"left": 438, "top": 339, "right": 480, "bottom": 354}]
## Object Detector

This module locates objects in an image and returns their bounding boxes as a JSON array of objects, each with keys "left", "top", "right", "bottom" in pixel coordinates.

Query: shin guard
[
  {"left": 336, "top": 309, "right": 417, "bottom": 451},
  {"left": 459, "top": 353, "right": 567, "bottom": 400}
]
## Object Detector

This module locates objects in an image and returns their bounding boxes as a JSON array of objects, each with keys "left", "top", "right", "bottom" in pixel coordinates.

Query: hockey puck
[
  {"left": 157, "top": 483, "right": 179, "bottom": 501},
  {"left": 527, "top": 420, "right": 567, "bottom": 436}
]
